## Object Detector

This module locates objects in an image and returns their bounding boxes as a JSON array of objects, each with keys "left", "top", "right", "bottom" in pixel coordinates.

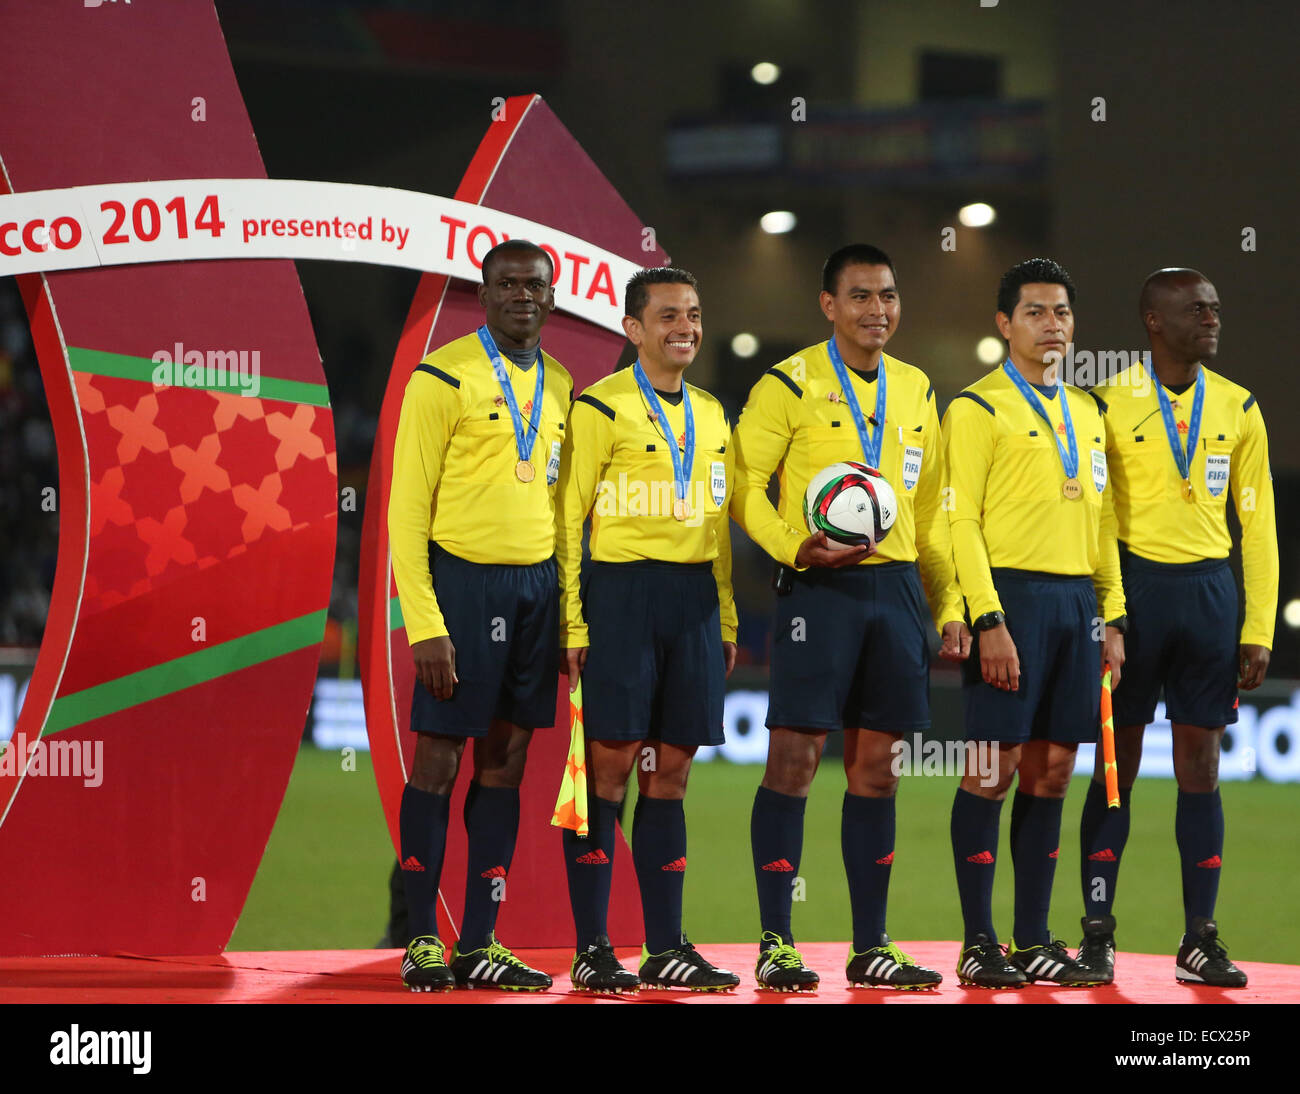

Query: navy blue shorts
[
  {"left": 766, "top": 560, "right": 931, "bottom": 733},
  {"left": 581, "top": 561, "right": 725, "bottom": 747},
  {"left": 1111, "top": 547, "right": 1239, "bottom": 729},
  {"left": 410, "top": 544, "right": 559, "bottom": 738},
  {"left": 962, "top": 569, "right": 1100, "bottom": 744}
]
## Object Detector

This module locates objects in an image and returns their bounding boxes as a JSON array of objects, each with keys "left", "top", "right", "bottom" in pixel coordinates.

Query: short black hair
[
  {"left": 996, "top": 258, "right": 1076, "bottom": 317},
  {"left": 625, "top": 266, "right": 699, "bottom": 321},
  {"left": 822, "top": 244, "right": 896, "bottom": 295},
  {"left": 481, "top": 239, "right": 554, "bottom": 284},
  {"left": 1138, "top": 267, "right": 1208, "bottom": 318}
]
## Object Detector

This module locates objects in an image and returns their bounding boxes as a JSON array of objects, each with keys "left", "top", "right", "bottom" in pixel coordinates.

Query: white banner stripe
[{"left": 0, "top": 179, "right": 640, "bottom": 335}]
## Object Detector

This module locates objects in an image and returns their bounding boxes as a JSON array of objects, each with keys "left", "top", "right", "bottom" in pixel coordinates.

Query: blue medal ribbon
[
  {"left": 477, "top": 324, "right": 544, "bottom": 465},
  {"left": 1001, "top": 359, "right": 1079, "bottom": 480},
  {"left": 826, "top": 338, "right": 887, "bottom": 468},
  {"left": 1150, "top": 355, "right": 1205, "bottom": 484},
  {"left": 633, "top": 360, "right": 694, "bottom": 504}
]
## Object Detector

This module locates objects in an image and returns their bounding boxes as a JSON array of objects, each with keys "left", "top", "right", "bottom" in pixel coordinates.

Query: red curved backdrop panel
[
  {"left": 0, "top": 3, "right": 334, "bottom": 954},
  {"left": 359, "top": 95, "right": 668, "bottom": 947}
]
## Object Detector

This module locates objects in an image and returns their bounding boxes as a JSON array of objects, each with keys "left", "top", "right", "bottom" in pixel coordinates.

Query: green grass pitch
[{"left": 232, "top": 746, "right": 1300, "bottom": 964}]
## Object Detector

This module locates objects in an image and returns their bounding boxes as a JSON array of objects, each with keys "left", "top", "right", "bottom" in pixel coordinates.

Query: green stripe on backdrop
[
  {"left": 69, "top": 347, "right": 331, "bottom": 407},
  {"left": 43, "top": 609, "right": 328, "bottom": 736}
]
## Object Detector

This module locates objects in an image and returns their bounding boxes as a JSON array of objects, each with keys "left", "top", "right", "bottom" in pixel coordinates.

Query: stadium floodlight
[
  {"left": 760, "top": 210, "right": 797, "bottom": 234},
  {"left": 977, "top": 336, "right": 1005, "bottom": 365},
  {"left": 731, "top": 332, "right": 760, "bottom": 358},
  {"left": 751, "top": 62, "right": 781, "bottom": 85},
  {"left": 1284, "top": 598, "right": 1300, "bottom": 628},
  {"left": 958, "top": 202, "right": 997, "bottom": 228}
]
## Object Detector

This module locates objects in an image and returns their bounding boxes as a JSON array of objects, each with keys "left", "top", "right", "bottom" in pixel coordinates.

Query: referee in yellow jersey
[
  {"left": 1074, "top": 269, "right": 1276, "bottom": 988},
  {"left": 388, "top": 240, "right": 572, "bottom": 992},
  {"left": 557, "top": 267, "right": 740, "bottom": 994},
  {"left": 731, "top": 244, "right": 969, "bottom": 992},
  {"left": 943, "top": 258, "right": 1125, "bottom": 988}
]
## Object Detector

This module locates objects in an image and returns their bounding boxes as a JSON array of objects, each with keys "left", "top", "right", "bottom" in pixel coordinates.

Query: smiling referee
[
  {"left": 388, "top": 240, "right": 572, "bottom": 991},
  {"left": 730, "top": 244, "right": 968, "bottom": 992},
  {"left": 557, "top": 267, "right": 740, "bottom": 994}
]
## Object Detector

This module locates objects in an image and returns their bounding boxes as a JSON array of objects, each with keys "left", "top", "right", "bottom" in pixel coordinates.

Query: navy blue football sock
[
  {"left": 632, "top": 795, "right": 688, "bottom": 955},
  {"left": 1080, "top": 779, "right": 1131, "bottom": 916},
  {"left": 1176, "top": 788, "right": 1224, "bottom": 938},
  {"left": 398, "top": 784, "right": 451, "bottom": 942},
  {"left": 951, "top": 787, "right": 1002, "bottom": 947},
  {"left": 751, "top": 785, "right": 807, "bottom": 944},
  {"left": 842, "top": 792, "right": 894, "bottom": 950},
  {"left": 459, "top": 783, "right": 520, "bottom": 952},
  {"left": 563, "top": 795, "right": 622, "bottom": 951},
  {"left": 1009, "top": 790, "right": 1064, "bottom": 948}
]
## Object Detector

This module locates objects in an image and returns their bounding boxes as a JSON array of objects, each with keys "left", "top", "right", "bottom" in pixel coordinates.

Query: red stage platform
[{"left": 1, "top": 943, "right": 1294, "bottom": 1004}]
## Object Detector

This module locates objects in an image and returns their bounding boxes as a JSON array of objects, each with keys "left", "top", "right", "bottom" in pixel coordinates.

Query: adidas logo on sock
[
  {"left": 480, "top": 865, "right": 507, "bottom": 879},
  {"left": 875, "top": 852, "right": 894, "bottom": 865},
  {"left": 761, "top": 858, "right": 795, "bottom": 872},
  {"left": 966, "top": 850, "right": 995, "bottom": 864},
  {"left": 1049, "top": 848, "right": 1059, "bottom": 859},
  {"left": 1088, "top": 848, "right": 1117, "bottom": 862},
  {"left": 401, "top": 855, "right": 425, "bottom": 872},
  {"left": 1197, "top": 855, "right": 1222, "bottom": 869},
  {"left": 576, "top": 849, "right": 610, "bottom": 865},
  {"left": 661, "top": 857, "right": 687, "bottom": 871}
]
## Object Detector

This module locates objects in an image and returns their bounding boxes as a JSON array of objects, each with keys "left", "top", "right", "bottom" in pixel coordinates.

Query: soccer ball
[{"left": 803, "top": 461, "right": 897, "bottom": 550}]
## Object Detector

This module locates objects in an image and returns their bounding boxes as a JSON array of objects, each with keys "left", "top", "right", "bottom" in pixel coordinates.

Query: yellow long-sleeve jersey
[
  {"left": 556, "top": 367, "right": 736, "bottom": 647},
  {"left": 388, "top": 331, "right": 573, "bottom": 643},
  {"left": 1094, "top": 361, "right": 1277, "bottom": 649},
  {"left": 941, "top": 367, "right": 1124, "bottom": 622},
  {"left": 729, "top": 341, "right": 963, "bottom": 634}
]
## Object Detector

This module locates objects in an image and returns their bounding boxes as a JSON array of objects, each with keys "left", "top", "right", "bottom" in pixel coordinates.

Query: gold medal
[
  {"left": 1182, "top": 479, "right": 1195, "bottom": 502},
  {"left": 515, "top": 460, "right": 535, "bottom": 483},
  {"left": 1062, "top": 477, "right": 1082, "bottom": 500},
  {"left": 673, "top": 498, "right": 692, "bottom": 521}
]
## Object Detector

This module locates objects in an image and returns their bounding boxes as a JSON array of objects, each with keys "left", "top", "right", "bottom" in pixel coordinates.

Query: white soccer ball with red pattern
[{"left": 803, "top": 461, "right": 897, "bottom": 550}]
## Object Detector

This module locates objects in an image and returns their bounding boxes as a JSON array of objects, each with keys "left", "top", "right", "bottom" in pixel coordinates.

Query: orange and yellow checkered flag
[
  {"left": 1100, "top": 662, "right": 1120, "bottom": 809},
  {"left": 551, "top": 680, "right": 589, "bottom": 837}
]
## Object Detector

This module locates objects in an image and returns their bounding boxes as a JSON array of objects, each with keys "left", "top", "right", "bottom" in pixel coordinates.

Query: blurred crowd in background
[{"left": 0, "top": 285, "right": 57, "bottom": 647}]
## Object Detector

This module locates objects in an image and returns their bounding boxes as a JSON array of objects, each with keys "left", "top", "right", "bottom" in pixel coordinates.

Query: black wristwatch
[
  {"left": 972, "top": 610, "right": 1006, "bottom": 632},
  {"left": 1106, "top": 615, "right": 1129, "bottom": 634}
]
